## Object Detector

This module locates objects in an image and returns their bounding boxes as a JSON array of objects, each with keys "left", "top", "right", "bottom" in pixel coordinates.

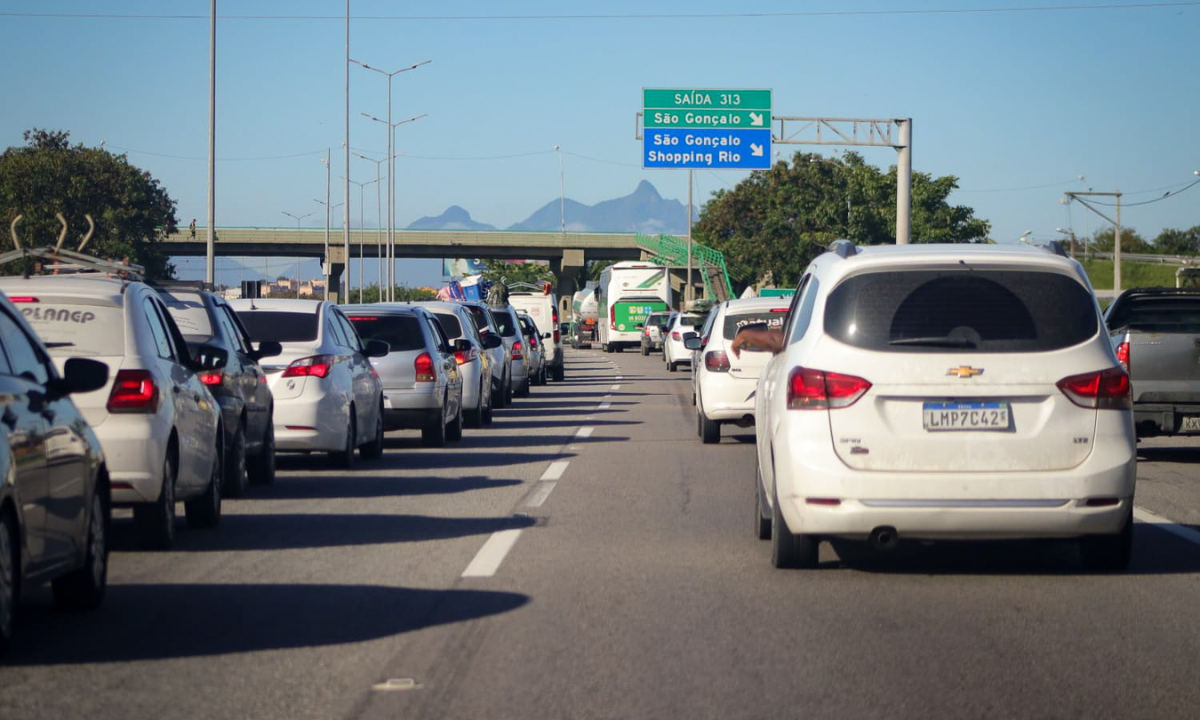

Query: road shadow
[
  {"left": 483, "top": 418, "right": 639, "bottom": 431},
  {"left": 3, "top": 583, "right": 528, "bottom": 665},
  {"left": 826, "top": 524, "right": 1200, "bottom": 576},
  {"left": 237, "top": 474, "right": 523, "bottom": 501},
  {"left": 110, "top": 513, "right": 536, "bottom": 553},
  {"left": 1137, "top": 446, "right": 1200, "bottom": 463}
]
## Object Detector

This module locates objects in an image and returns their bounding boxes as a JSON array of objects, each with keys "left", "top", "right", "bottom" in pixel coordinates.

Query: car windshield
[
  {"left": 675, "top": 314, "right": 703, "bottom": 329},
  {"left": 235, "top": 310, "right": 319, "bottom": 343},
  {"left": 723, "top": 310, "right": 787, "bottom": 340},
  {"left": 15, "top": 301, "right": 125, "bottom": 357},
  {"left": 345, "top": 314, "right": 426, "bottom": 352},
  {"left": 491, "top": 309, "right": 519, "bottom": 337},
  {"left": 824, "top": 269, "right": 1098, "bottom": 353}
]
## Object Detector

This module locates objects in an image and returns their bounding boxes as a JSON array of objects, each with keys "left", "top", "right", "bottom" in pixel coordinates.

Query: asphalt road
[{"left": 3, "top": 347, "right": 1200, "bottom": 719}]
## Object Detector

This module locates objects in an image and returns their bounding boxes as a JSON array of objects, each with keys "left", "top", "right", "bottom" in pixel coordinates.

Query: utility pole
[
  {"left": 206, "top": 0, "right": 216, "bottom": 284},
  {"left": 1064, "top": 191, "right": 1123, "bottom": 294},
  {"left": 687, "top": 169, "right": 693, "bottom": 307}
]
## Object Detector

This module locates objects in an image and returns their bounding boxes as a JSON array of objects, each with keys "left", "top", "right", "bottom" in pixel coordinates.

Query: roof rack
[
  {"left": 828, "top": 239, "right": 858, "bottom": 258},
  {"left": 148, "top": 279, "right": 214, "bottom": 292},
  {"left": 1, "top": 212, "right": 145, "bottom": 281}
]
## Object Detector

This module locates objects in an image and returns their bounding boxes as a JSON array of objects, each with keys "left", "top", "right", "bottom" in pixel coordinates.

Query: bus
[{"left": 597, "top": 261, "right": 672, "bottom": 352}]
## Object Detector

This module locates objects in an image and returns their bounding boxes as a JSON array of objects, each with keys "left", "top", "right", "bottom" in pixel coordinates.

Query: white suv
[
  {"left": 687, "top": 296, "right": 791, "bottom": 443},
  {"left": 754, "top": 241, "right": 1137, "bottom": 571}
]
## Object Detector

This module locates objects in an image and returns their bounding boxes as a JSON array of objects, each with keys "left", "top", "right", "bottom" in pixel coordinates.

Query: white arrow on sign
[
  {"left": 749, "top": 112, "right": 764, "bottom": 126},
  {"left": 750, "top": 143, "right": 764, "bottom": 157}
]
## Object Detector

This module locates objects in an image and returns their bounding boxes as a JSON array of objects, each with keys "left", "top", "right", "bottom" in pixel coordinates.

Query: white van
[{"left": 509, "top": 286, "right": 563, "bottom": 381}]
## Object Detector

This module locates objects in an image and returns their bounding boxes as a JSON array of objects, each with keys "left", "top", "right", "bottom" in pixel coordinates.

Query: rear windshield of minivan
[
  {"left": 723, "top": 311, "right": 787, "bottom": 339},
  {"left": 1106, "top": 296, "right": 1200, "bottom": 334},
  {"left": 345, "top": 314, "right": 426, "bottom": 352},
  {"left": 235, "top": 311, "right": 319, "bottom": 343},
  {"left": 824, "top": 269, "right": 1097, "bottom": 353},
  {"left": 18, "top": 302, "right": 124, "bottom": 357}
]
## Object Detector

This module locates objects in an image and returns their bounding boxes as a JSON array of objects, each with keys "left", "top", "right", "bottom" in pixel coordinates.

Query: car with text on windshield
[
  {"left": 685, "top": 296, "right": 791, "bottom": 443},
  {"left": 230, "top": 298, "right": 387, "bottom": 469},
  {"left": 1, "top": 274, "right": 227, "bottom": 550},
  {"left": 155, "top": 283, "right": 282, "bottom": 496},
  {"left": 343, "top": 303, "right": 465, "bottom": 448},
  {"left": 0, "top": 288, "right": 111, "bottom": 651},
  {"left": 753, "top": 240, "right": 1137, "bottom": 571}
]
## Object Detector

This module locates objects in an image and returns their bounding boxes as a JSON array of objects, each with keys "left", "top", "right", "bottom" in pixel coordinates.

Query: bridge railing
[{"left": 636, "top": 233, "right": 733, "bottom": 302}]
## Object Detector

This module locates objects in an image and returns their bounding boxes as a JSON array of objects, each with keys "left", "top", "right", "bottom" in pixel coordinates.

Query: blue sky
[{"left": 2, "top": 1, "right": 1198, "bottom": 287}]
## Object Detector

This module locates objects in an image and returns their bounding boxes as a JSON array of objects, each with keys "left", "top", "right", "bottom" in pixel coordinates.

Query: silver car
[
  {"left": 518, "top": 311, "right": 546, "bottom": 390},
  {"left": 488, "top": 306, "right": 529, "bottom": 399},
  {"left": 457, "top": 300, "right": 513, "bottom": 408},
  {"left": 342, "top": 304, "right": 465, "bottom": 448},
  {"left": 417, "top": 300, "right": 499, "bottom": 427}
]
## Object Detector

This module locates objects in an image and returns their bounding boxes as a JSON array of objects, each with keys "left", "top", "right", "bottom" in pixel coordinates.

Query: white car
[
  {"left": 686, "top": 297, "right": 791, "bottom": 443},
  {"left": 231, "top": 299, "right": 387, "bottom": 468},
  {"left": 754, "top": 241, "right": 1137, "bottom": 571},
  {"left": 663, "top": 311, "right": 704, "bottom": 372},
  {"left": 2, "top": 274, "right": 226, "bottom": 550},
  {"left": 508, "top": 287, "right": 563, "bottom": 381}
]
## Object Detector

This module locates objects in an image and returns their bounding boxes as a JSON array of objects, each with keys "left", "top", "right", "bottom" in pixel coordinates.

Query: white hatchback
[
  {"left": 754, "top": 241, "right": 1137, "bottom": 571},
  {"left": 663, "top": 312, "right": 704, "bottom": 372},
  {"left": 231, "top": 299, "right": 387, "bottom": 468},
  {"left": 687, "top": 297, "right": 791, "bottom": 443}
]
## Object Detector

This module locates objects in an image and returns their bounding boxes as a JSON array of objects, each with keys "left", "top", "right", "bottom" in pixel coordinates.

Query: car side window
[
  {"left": 334, "top": 311, "right": 364, "bottom": 353},
  {"left": 216, "top": 305, "right": 249, "bottom": 354},
  {"left": 0, "top": 307, "right": 48, "bottom": 384},
  {"left": 142, "top": 297, "right": 177, "bottom": 361},
  {"left": 426, "top": 317, "right": 450, "bottom": 353},
  {"left": 325, "top": 309, "right": 349, "bottom": 348},
  {"left": 784, "top": 275, "right": 819, "bottom": 346}
]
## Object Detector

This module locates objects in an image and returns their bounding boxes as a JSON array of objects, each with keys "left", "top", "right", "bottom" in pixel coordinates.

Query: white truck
[
  {"left": 597, "top": 261, "right": 672, "bottom": 353},
  {"left": 508, "top": 283, "right": 564, "bottom": 381}
]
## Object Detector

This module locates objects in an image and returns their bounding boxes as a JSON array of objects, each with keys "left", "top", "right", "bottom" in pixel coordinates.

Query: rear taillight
[
  {"left": 786, "top": 367, "right": 871, "bottom": 410},
  {"left": 454, "top": 347, "right": 476, "bottom": 365},
  {"left": 644, "top": 328, "right": 651, "bottom": 336},
  {"left": 199, "top": 370, "right": 223, "bottom": 386},
  {"left": 1115, "top": 341, "right": 1130, "bottom": 372},
  {"left": 415, "top": 351, "right": 436, "bottom": 382},
  {"left": 672, "top": 331, "right": 681, "bottom": 341},
  {"left": 1057, "top": 367, "right": 1131, "bottom": 410},
  {"left": 528, "top": 335, "right": 538, "bottom": 348},
  {"left": 511, "top": 340, "right": 524, "bottom": 360},
  {"left": 282, "top": 355, "right": 334, "bottom": 379},
  {"left": 609, "top": 305, "right": 616, "bottom": 330},
  {"left": 107, "top": 369, "right": 159, "bottom": 413},
  {"left": 705, "top": 350, "right": 731, "bottom": 372}
]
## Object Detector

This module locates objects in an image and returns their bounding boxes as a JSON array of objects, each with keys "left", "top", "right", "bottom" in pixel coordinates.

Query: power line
[
  {"left": 957, "top": 178, "right": 1084, "bottom": 192},
  {"left": 4, "top": 3, "right": 1199, "bottom": 21},
  {"left": 108, "top": 145, "right": 326, "bottom": 162}
]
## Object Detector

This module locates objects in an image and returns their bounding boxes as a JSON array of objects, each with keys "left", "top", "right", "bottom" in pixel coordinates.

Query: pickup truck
[{"left": 1103, "top": 287, "right": 1200, "bottom": 437}]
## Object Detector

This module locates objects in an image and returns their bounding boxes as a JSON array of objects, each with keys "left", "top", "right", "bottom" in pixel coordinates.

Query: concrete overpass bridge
[{"left": 164, "top": 227, "right": 651, "bottom": 301}]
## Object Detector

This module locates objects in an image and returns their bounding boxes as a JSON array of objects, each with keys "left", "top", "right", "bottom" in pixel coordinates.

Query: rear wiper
[
  {"left": 45, "top": 342, "right": 75, "bottom": 349},
  {"left": 888, "top": 336, "right": 978, "bottom": 348}
]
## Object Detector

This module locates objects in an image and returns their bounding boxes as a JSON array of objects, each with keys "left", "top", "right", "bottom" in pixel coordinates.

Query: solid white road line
[
  {"left": 462, "top": 529, "right": 524, "bottom": 578},
  {"left": 576, "top": 426, "right": 594, "bottom": 439},
  {"left": 523, "top": 482, "right": 557, "bottom": 508},
  {"left": 541, "top": 461, "right": 570, "bottom": 481},
  {"left": 1134, "top": 507, "right": 1200, "bottom": 546},
  {"left": 598, "top": 401, "right": 612, "bottom": 410}
]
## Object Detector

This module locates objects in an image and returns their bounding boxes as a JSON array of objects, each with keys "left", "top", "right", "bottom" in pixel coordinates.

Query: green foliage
[
  {"left": 693, "top": 151, "right": 991, "bottom": 287},
  {"left": 1079, "top": 258, "right": 1180, "bottom": 290},
  {"left": 0, "top": 129, "right": 178, "bottom": 279},
  {"left": 351, "top": 284, "right": 438, "bottom": 303},
  {"left": 479, "top": 259, "right": 555, "bottom": 287},
  {"left": 1087, "top": 227, "right": 1152, "bottom": 254},
  {"left": 1152, "top": 226, "right": 1200, "bottom": 255}
]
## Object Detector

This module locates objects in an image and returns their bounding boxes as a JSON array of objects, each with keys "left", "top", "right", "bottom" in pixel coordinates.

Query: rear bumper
[
  {"left": 699, "top": 373, "right": 758, "bottom": 421},
  {"left": 96, "top": 415, "right": 170, "bottom": 504},
  {"left": 273, "top": 389, "right": 349, "bottom": 452},
  {"left": 1131, "top": 402, "right": 1200, "bottom": 436},
  {"left": 382, "top": 384, "right": 442, "bottom": 429}
]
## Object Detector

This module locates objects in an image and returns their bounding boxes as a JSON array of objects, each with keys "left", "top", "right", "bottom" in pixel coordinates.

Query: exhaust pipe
[{"left": 869, "top": 526, "right": 900, "bottom": 551}]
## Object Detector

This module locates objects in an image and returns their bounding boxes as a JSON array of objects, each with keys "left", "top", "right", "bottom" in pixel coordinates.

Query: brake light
[
  {"left": 347, "top": 316, "right": 377, "bottom": 321},
  {"left": 786, "top": 367, "right": 871, "bottom": 410},
  {"left": 644, "top": 328, "right": 651, "bottom": 336},
  {"left": 1057, "top": 367, "right": 1131, "bottom": 410},
  {"left": 672, "top": 331, "right": 681, "bottom": 341},
  {"left": 1115, "top": 341, "right": 1130, "bottom": 372},
  {"left": 199, "top": 370, "right": 223, "bottom": 386},
  {"left": 511, "top": 340, "right": 524, "bottom": 360},
  {"left": 282, "top": 355, "right": 334, "bottom": 379},
  {"left": 552, "top": 309, "right": 560, "bottom": 342},
  {"left": 609, "top": 305, "right": 616, "bottom": 330},
  {"left": 454, "top": 347, "right": 476, "bottom": 365},
  {"left": 528, "top": 335, "right": 538, "bottom": 348},
  {"left": 705, "top": 350, "right": 731, "bottom": 372},
  {"left": 107, "top": 369, "right": 159, "bottom": 413},
  {"left": 770, "top": 308, "right": 789, "bottom": 313},
  {"left": 7, "top": 296, "right": 37, "bottom": 303},
  {"left": 415, "top": 351, "right": 436, "bottom": 382}
]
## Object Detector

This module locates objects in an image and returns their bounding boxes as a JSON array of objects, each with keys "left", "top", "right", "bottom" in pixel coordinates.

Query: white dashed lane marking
[
  {"left": 523, "top": 482, "right": 557, "bottom": 508},
  {"left": 1134, "top": 507, "right": 1200, "bottom": 546},
  {"left": 540, "top": 461, "right": 570, "bottom": 481},
  {"left": 575, "top": 427, "right": 594, "bottom": 439},
  {"left": 462, "top": 529, "right": 524, "bottom": 578}
]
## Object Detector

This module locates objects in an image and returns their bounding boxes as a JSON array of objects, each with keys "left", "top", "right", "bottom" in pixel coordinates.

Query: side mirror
[
  {"left": 365, "top": 339, "right": 390, "bottom": 358},
  {"left": 50, "top": 357, "right": 109, "bottom": 398},
  {"left": 483, "top": 334, "right": 503, "bottom": 350},
  {"left": 454, "top": 338, "right": 473, "bottom": 353},
  {"left": 542, "top": 332, "right": 551, "bottom": 340},
  {"left": 251, "top": 340, "right": 283, "bottom": 361},
  {"left": 194, "top": 343, "right": 229, "bottom": 372},
  {"left": 683, "top": 337, "right": 702, "bottom": 351},
  {"left": 682, "top": 331, "right": 699, "bottom": 342}
]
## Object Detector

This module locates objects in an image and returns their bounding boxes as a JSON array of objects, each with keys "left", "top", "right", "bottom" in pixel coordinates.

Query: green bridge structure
[{"left": 163, "top": 227, "right": 733, "bottom": 303}]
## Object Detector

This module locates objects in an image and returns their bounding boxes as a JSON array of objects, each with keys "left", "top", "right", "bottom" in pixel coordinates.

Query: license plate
[
  {"left": 923, "top": 402, "right": 1010, "bottom": 431},
  {"left": 1182, "top": 416, "right": 1200, "bottom": 432}
]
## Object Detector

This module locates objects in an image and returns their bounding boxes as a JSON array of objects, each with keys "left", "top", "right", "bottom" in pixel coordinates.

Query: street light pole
[
  {"left": 345, "top": 176, "right": 377, "bottom": 302},
  {"left": 206, "top": 0, "right": 216, "bottom": 284},
  {"left": 321, "top": 149, "right": 331, "bottom": 289},
  {"left": 362, "top": 111, "right": 426, "bottom": 300},
  {"left": 282, "top": 210, "right": 315, "bottom": 294},
  {"left": 353, "top": 152, "right": 386, "bottom": 293},
  {"left": 554, "top": 145, "right": 565, "bottom": 234},
  {"left": 1064, "top": 190, "right": 1124, "bottom": 294}
]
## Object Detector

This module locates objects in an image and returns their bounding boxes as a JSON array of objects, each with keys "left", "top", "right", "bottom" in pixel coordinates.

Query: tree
[
  {"left": 0, "top": 129, "right": 178, "bottom": 278},
  {"left": 1089, "top": 227, "right": 1151, "bottom": 254},
  {"left": 693, "top": 151, "right": 991, "bottom": 288},
  {"left": 1153, "top": 226, "right": 1200, "bottom": 255},
  {"left": 479, "top": 259, "right": 556, "bottom": 288}
]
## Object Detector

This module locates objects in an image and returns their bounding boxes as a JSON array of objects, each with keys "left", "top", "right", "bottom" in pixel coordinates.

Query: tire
[
  {"left": 641, "top": 343, "right": 649, "bottom": 356},
  {"left": 134, "top": 448, "right": 177, "bottom": 550},
  {"left": 553, "top": 365, "right": 564, "bottom": 382},
  {"left": 467, "top": 386, "right": 485, "bottom": 428},
  {"left": 517, "top": 378, "right": 530, "bottom": 398},
  {"left": 482, "top": 382, "right": 494, "bottom": 425},
  {"left": 0, "top": 511, "right": 17, "bottom": 650},
  {"left": 755, "top": 464, "right": 772, "bottom": 541},
  {"left": 52, "top": 490, "right": 108, "bottom": 610},
  {"left": 360, "top": 405, "right": 385, "bottom": 460},
  {"left": 185, "top": 434, "right": 223, "bottom": 530},
  {"left": 249, "top": 419, "right": 276, "bottom": 485},
  {"left": 446, "top": 400, "right": 464, "bottom": 442},
  {"left": 700, "top": 411, "right": 721, "bottom": 444},
  {"left": 771, "top": 483, "right": 819, "bottom": 569},
  {"left": 668, "top": 361, "right": 677, "bottom": 373},
  {"left": 223, "top": 422, "right": 248, "bottom": 499},
  {"left": 1080, "top": 506, "right": 1133, "bottom": 572},
  {"left": 422, "top": 408, "right": 447, "bottom": 448},
  {"left": 503, "top": 375, "right": 514, "bottom": 406},
  {"left": 330, "top": 414, "right": 357, "bottom": 469}
]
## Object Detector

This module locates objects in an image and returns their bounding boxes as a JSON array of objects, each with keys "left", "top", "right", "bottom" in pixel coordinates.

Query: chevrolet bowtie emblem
[{"left": 947, "top": 366, "right": 984, "bottom": 379}]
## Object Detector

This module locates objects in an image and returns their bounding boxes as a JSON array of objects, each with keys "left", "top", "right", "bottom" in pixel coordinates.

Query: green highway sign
[
  {"left": 643, "top": 88, "right": 772, "bottom": 112},
  {"left": 644, "top": 108, "right": 769, "bottom": 129}
]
